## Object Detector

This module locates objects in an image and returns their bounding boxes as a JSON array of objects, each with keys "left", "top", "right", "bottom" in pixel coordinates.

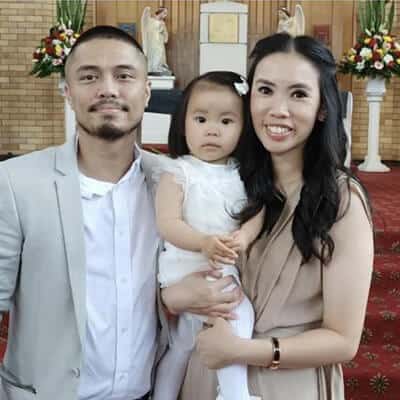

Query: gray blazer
[{"left": 0, "top": 139, "right": 168, "bottom": 400}]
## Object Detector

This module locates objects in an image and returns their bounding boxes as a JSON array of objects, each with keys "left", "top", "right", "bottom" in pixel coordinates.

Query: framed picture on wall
[{"left": 313, "top": 25, "right": 330, "bottom": 46}]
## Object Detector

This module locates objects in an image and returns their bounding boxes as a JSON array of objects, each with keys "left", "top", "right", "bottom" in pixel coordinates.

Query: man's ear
[
  {"left": 145, "top": 79, "right": 151, "bottom": 108},
  {"left": 64, "top": 82, "right": 73, "bottom": 108}
]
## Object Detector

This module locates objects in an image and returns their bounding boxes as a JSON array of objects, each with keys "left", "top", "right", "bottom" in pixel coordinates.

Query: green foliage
[
  {"left": 358, "top": 0, "right": 395, "bottom": 35},
  {"left": 56, "top": 0, "right": 87, "bottom": 32}
]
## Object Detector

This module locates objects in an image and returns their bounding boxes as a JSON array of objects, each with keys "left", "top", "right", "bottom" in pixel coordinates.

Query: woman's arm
[
  {"left": 156, "top": 173, "right": 237, "bottom": 262},
  {"left": 196, "top": 188, "right": 374, "bottom": 369}
]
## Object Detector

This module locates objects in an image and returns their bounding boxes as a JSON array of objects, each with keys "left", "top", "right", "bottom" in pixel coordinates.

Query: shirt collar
[{"left": 77, "top": 136, "right": 143, "bottom": 199}]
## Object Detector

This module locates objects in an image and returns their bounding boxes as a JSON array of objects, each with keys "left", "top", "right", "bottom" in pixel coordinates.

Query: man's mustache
[{"left": 88, "top": 100, "right": 129, "bottom": 112}]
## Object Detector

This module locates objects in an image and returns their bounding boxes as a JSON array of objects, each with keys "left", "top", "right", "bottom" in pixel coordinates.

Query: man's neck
[{"left": 77, "top": 132, "right": 137, "bottom": 183}]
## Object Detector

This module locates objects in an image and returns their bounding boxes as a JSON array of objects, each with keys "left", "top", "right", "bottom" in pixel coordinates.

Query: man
[
  {"left": 0, "top": 25, "right": 242, "bottom": 400},
  {"left": 0, "top": 26, "right": 167, "bottom": 400}
]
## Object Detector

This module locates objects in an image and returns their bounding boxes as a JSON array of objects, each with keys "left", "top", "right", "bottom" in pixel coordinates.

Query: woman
[{"left": 161, "top": 33, "right": 374, "bottom": 400}]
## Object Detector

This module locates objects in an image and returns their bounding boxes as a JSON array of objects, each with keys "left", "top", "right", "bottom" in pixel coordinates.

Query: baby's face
[{"left": 184, "top": 83, "right": 243, "bottom": 165}]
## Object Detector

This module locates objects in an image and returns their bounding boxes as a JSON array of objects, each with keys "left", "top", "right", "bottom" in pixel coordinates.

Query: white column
[
  {"left": 58, "top": 79, "right": 76, "bottom": 142},
  {"left": 358, "top": 77, "right": 390, "bottom": 172}
]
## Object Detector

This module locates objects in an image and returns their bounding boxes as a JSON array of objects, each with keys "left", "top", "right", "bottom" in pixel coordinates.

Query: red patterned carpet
[
  {"left": 343, "top": 164, "right": 400, "bottom": 400},
  {"left": 0, "top": 166, "right": 399, "bottom": 399}
]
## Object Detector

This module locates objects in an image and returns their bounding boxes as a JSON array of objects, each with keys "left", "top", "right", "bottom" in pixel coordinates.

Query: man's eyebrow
[
  {"left": 76, "top": 65, "right": 99, "bottom": 73},
  {"left": 114, "top": 65, "right": 137, "bottom": 71},
  {"left": 75, "top": 65, "right": 137, "bottom": 72}
]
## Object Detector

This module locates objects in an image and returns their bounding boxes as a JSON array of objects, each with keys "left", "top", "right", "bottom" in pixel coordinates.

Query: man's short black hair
[{"left": 65, "top": 25, "right": 145, "bottom": 74}]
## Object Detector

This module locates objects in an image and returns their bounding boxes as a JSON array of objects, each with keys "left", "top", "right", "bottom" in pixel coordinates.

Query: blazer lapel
[{"left": 54, "top": 138, "right": 87, "bottom": 346}]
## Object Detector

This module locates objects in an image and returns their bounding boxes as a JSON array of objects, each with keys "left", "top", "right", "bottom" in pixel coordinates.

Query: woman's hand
[
  {"left": 161, "top": 270, "right": 243, "bottom": 319},
  {"left": 196, "top": 317, "right": 242, "bottom": 369}
]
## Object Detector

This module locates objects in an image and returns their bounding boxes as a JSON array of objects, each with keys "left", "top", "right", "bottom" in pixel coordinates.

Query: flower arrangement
[
  {"left": 31, "top": 0, "right": 87, "bottom": 78},
  {"left": 339, "top": 0, "right": 400, "bottom": 81}
]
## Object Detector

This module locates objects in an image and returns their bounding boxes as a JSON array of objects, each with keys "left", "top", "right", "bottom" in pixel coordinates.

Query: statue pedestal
[
  {"left": 148, "top": 75, "right": 176, "bottom": 90},
  {"left": 358, "top": 77, "right": 390, "bottom": 173}
]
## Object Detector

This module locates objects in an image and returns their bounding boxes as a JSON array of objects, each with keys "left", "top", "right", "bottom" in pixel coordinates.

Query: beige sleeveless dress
[{"left": 179, "top": 179, "right": 370, "bottom": 400}]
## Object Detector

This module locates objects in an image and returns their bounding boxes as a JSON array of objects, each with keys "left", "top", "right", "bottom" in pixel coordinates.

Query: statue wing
[
  {"left": 294, "top": 4, "right": 305, "bottom": 36},
  {"left": 141, "top": 6, "right": 151, "bottom": 57}
]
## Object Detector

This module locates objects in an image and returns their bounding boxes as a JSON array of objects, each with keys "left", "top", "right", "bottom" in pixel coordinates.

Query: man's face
[{"left": 65, "top": 38, "right": 150, "bottom": 142}]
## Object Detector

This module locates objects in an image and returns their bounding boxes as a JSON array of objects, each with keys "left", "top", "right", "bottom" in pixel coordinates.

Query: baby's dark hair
[{"left": 168, "top": 71, "right": 247, "bottom": 158}]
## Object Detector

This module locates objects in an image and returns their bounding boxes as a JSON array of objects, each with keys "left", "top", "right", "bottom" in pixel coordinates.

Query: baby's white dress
[
  {"left": 155, "top": 155, "right": 247, "bottom": 288},
  {"left": 142, "top": 151, "right": 256, "bottom": 400}
]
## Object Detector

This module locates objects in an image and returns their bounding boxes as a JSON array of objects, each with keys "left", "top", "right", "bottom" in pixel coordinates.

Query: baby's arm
[
  {"left": 156, "top": 173, "right": 237, "bottom": 265},
  {"left": 229, "top": 207, "right": 265, "bottom": 253}
]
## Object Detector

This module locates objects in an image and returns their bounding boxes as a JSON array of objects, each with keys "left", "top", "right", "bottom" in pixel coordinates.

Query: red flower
[
  {"left": 355, "top": 55, "right": 362, "bottom": 62},
  {"left": 45, "top": 46, "right": 55, "bottom": 56},
  {"left": 372, "top": 51, "right": 381, "bottom": 61},
  {"left": 354, "top": 42, "right": 362, "bottom": 50},
  {"left": 32, "top": 51, "right": 41, "bottom": 60},
  {"left": 388, "top": 61, "right": 395, "bottom": 68},
  {"left": 369, "top": 38, "right": 377, "bottom": 48},
  {"left": 44, "top": 37, "right": 52, "bottom": 45}
]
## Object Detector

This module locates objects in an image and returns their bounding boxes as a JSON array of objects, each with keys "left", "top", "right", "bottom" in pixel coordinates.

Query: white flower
[
  {"left": 52, "top": 58, "right": 63, "bottom": 66},
  {"left": 64, "top": 47, "right": 71, "bottom": 56},
  {"left": 233, "top": 76, "right": 249, "bottom": 96},
  {"left": 383, "top": 54, "right": 394, "bottom": 64},
  {"left": 365, "top": 29, "right": 372, "bottom": 36},
  {"left": 360, "top": 47, "right": 372, "bottom": 59},
  {"left": 373, "top": 61, "right": 384, "bottom": 70},
  {"left": 52, "top": 39, "right": 61, "bottom": 46},
  {"left": 355, "top": 61, "right": 365, "bottom": 71},
  {"left": 66, "top": 29, "right": 74, "bottom": 37},
  {"left": 383, "top": 41, "right": 392, "bottom": 51},
  {"left": 69, "top": 37, "right": 76, "bottom": 46}
]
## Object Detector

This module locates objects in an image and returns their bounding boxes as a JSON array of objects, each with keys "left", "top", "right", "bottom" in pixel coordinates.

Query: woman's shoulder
[{"left": 336, "top": 171, "right": 372, "bottom": 226}]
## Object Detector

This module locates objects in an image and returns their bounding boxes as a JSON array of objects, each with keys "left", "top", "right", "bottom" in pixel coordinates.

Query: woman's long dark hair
[{"left": 237, "top": 33, "right": 370, "bottom": 266}]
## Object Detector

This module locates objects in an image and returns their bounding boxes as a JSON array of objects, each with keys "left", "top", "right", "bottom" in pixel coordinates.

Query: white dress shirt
[{"left": 77, "top": 150, "right": 159, "bottom": 400}]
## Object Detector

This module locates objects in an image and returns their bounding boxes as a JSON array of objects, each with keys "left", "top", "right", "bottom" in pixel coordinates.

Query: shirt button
[
  {"left": 119, "top": 373, "right": 126, "bottom": 381},
  {"left": 72, "top": 368, "right": 80, "bottom": 378}
]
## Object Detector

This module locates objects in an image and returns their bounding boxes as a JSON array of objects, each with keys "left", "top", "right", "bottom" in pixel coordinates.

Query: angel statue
[
  {"left": 277, "top": 4, "right": 305, "bottom": 37},
  {"left": 141, "top": 6, "right": 172, "bottom": 76}
]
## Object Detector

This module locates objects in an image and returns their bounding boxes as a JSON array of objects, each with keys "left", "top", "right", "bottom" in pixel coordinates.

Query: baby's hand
[
  {"left": 228, "top": 230, "right": 250, "bottom": 254},
  {"left": 201, "top": 235, "right": 238, "bottom": 268}
]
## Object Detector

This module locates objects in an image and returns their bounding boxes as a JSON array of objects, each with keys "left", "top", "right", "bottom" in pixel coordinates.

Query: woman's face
[{"left": 250, "top": 51, "right": 321, "bottom": 161}]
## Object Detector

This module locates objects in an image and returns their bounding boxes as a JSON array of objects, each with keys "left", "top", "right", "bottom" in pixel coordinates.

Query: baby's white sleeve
[
  {"left": 152, "top": 156, "right": 186, "bottom": 189},
  {"left": 140, "top": 149, "right": 186, "bottom": 191}
]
